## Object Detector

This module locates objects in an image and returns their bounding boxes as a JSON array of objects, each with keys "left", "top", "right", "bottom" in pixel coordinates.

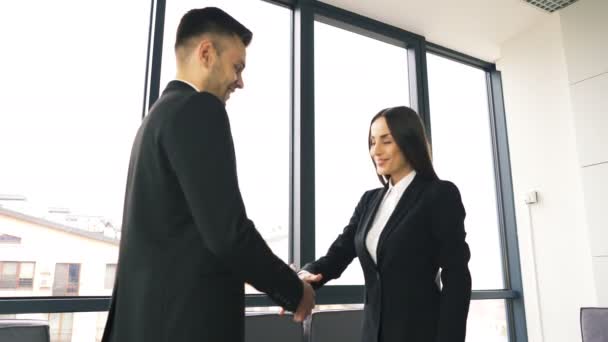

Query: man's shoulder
[{"left": 146, "top": 91, "right": 224, "bottom": 128}]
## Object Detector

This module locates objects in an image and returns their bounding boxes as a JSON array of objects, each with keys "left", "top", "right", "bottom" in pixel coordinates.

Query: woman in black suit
[{"left": 299, "top": 106, "right": 471, "bottom": 342}]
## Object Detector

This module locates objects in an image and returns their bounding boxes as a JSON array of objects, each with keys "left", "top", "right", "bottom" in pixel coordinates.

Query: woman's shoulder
[
  {"left": 428, "top": 179, "right": 460, "bottom": 193},
  {"left": 359, "top": 187, "right": 385, "bottom": 203},
  {"left": 425, "top": 179, "right": 464, "bottom": 205}
]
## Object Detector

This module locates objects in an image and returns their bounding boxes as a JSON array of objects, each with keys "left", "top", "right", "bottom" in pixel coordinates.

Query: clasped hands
[{"left": 283, "top": 267, "right": 323, "bottom": 322}]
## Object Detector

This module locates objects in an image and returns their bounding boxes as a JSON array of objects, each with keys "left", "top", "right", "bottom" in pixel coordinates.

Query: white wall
[
  {"left": 497, "top": 13, "right": 596, "bottom": 342},
  {"left": 560, "top": 0, "right": 608, "bottom": 306}
]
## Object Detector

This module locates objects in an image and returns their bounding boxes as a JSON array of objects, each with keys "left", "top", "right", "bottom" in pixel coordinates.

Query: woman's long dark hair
[{"left": 369, "top": 106, "right": 439, "bottom": 186}]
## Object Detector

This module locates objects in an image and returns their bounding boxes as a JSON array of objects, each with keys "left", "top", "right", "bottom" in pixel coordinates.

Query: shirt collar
[{"left": 387, "top": 170, "right": 417, "bottom": 197}]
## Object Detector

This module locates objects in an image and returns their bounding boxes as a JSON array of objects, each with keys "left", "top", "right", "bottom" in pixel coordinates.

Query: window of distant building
[
  {"left": 104, "top": 264, "right": 117, "bottom": 290},
  {"left": 0, "top": 234, "right": 21, "bottom": 244},
  {"left": 0, "top": 261, "right": 35, "bottom": 289},
  {"left": 53, "top": 263, "right": 80, "bottom": 296}
]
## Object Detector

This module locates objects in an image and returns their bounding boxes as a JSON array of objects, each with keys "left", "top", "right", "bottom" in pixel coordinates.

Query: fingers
[
  {"left": 306, "top": 273, "right": 323, "bottom": 283},
  {"left": 300, "top": 272, "right": 323, "bottom": 284},
  {"left": 293, "top": 281, "right": 315, "bottom": 322}
]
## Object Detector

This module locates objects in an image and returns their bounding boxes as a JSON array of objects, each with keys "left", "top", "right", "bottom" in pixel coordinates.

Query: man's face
[{"left": 207, "top": 35, "right": 246, "bottom": 103}]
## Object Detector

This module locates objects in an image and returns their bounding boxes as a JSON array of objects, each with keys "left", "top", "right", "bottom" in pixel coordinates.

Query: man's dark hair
[{"left": 175, "top": 7, "right": 252, "bottom": 51}]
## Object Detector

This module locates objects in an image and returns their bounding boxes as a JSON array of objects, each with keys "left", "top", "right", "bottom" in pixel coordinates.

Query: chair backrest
[
  {"left": 309, "top": 309, "right": 363, "bottom": 342},
  {"left": 581, "top": 307, "right": 608, "bottom": 342},
  {"left": 0, "top": 319, "right": 50, "bottom": 342},
  {"left": 245, "top": 312, "right": 303, "bottom": 342}
]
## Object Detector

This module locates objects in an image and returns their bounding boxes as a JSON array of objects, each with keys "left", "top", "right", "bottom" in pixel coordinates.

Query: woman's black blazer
[{"left": 303, "top": 176, "right": 472, "bottom": 342}]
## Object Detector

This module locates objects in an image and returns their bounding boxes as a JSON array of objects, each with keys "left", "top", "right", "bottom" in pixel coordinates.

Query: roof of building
[{"left": 0, "top": 206, "right": 119, "bottom": 245}]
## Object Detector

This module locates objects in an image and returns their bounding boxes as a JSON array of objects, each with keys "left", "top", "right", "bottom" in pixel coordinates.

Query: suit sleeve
[
  {"left": 431, "top": 181, "right": 472, "bottom": 342},
  {"left": 301, "top": 190, "right": 370, "bottom": 289},
  {"left": 161, "top": 93, "right": 302, "bottom": 312}
]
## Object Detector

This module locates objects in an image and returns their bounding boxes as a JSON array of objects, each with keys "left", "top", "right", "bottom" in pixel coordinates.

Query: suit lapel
[
  {"left": 376, "top": 176, "right": 426, "bottom": 264},
  {"left": 356, "top": 188, "right": 387, "bottom": 268}
]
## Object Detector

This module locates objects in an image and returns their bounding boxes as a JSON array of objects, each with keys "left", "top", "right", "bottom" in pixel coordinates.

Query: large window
[
  {"left": 0, "top": 0, "right": 149, "bottom": 304},
  {"left": 160, "top": 0, "right": 292, "bottom": 263},
  {"left": 427, "top": 53, "right": 505, "bottom": 290},
  {"left": 314, "top": 20, "right": 410, "bottom": 285},
  {"left": 467, "top": 300, "right": 508, "bottom": 342}
]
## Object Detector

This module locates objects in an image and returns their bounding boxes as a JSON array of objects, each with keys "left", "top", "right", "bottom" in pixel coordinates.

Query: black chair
[
  {"left": 581, "top": 307, "right": 608, "bottom": 342},
  {"left": 0, "top": 319, "right": 50, "bottom": 342},
  {"left": 308, "top": 309, "right": 363, "bottom": 342},
  {"left": 246, "top": 312, "right": 303, "bottom": 342}
]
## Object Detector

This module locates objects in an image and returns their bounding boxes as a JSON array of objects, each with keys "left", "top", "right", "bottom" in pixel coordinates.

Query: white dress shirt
[{"left": 365, "top": 170, "right": 417, "bottom": 264}]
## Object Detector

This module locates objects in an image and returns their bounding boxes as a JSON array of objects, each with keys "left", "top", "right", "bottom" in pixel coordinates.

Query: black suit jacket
[
  {"left": 102, "top": 81, "right": 303, "bottom": 342},
  {"left": 303, "top": 176, "right": 471, "bottom": 342}
]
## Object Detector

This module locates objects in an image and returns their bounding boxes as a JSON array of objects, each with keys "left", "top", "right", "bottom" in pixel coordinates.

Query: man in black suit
[{"left": 102, "top": 7, "right": 315, "bottom": 342}]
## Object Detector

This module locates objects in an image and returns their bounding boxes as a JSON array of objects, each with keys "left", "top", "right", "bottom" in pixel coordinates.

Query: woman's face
[{"left": 369, "top": 116, "right": 411, "bottom": 184}]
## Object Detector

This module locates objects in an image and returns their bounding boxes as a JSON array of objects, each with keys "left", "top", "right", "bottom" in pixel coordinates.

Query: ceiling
[{"left": 320, "top": 0, "right": 551, "bottom": 62}]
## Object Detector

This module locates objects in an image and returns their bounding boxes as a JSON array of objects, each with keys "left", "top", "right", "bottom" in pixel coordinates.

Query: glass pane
[
  {"left": 16, "top": 312, "right": 105, "bottom": 342},
  {"left": 0, "top": 1, "right": 149, "bottom": 297},
  {"left": 19, "top": 262, "right": 35, "bottom": 278},
  {"left": 48, "top": 313, "right": 74, "bottom": 342},
  {"left": 68, "top": 265, "right": 80, "bottom": 284},
  {"left": 18, "top": 262, "right": 35, "bottom": 288},
  {"left": 161, "top": 0, "right": 292, "bottom": 270},
  {"left": 466, "top": 300, "right": 508, "bottom": 342},
  {"left": 0, "top": 262, "right": 18, "bottom": 288},
  {"left": 52, "top": 263, "right": 80, "bottom": 296},
  {"left": 314, "top": 21, "right": 410, "bottom": 285},
  {"left": 2, "top": 262, "right": 18, "bottom": 276},
  {"left": 104, "top": 264, "right": 117, "bottom": 290},
  {"left": 52, "top": 264, "right": 69, "bottom": 296},
  {"left": 427, "top": 53, "right": 505, "bottom": 290}
]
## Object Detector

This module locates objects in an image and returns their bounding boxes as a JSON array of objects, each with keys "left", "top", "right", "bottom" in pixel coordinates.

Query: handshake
[{"left": 282, "top": 269, "right": 323, "bottom": 322}]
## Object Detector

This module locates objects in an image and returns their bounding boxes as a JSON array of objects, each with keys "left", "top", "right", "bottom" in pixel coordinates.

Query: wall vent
[{"left": 524, "top": 0, "right": 579, "bottom": 13}]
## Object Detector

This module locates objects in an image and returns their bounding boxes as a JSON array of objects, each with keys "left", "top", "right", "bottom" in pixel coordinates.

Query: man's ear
[{"left": 197, "top": 38, "right": 215, "bottom": 69}]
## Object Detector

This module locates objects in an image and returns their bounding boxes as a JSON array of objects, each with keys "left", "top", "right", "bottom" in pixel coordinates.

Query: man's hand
[
  {"left": 280, "top": 270, "right": 323, "bottom": 318},
  {"left": 292, "top": 280, "right": 315, "bottom": 322}
]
